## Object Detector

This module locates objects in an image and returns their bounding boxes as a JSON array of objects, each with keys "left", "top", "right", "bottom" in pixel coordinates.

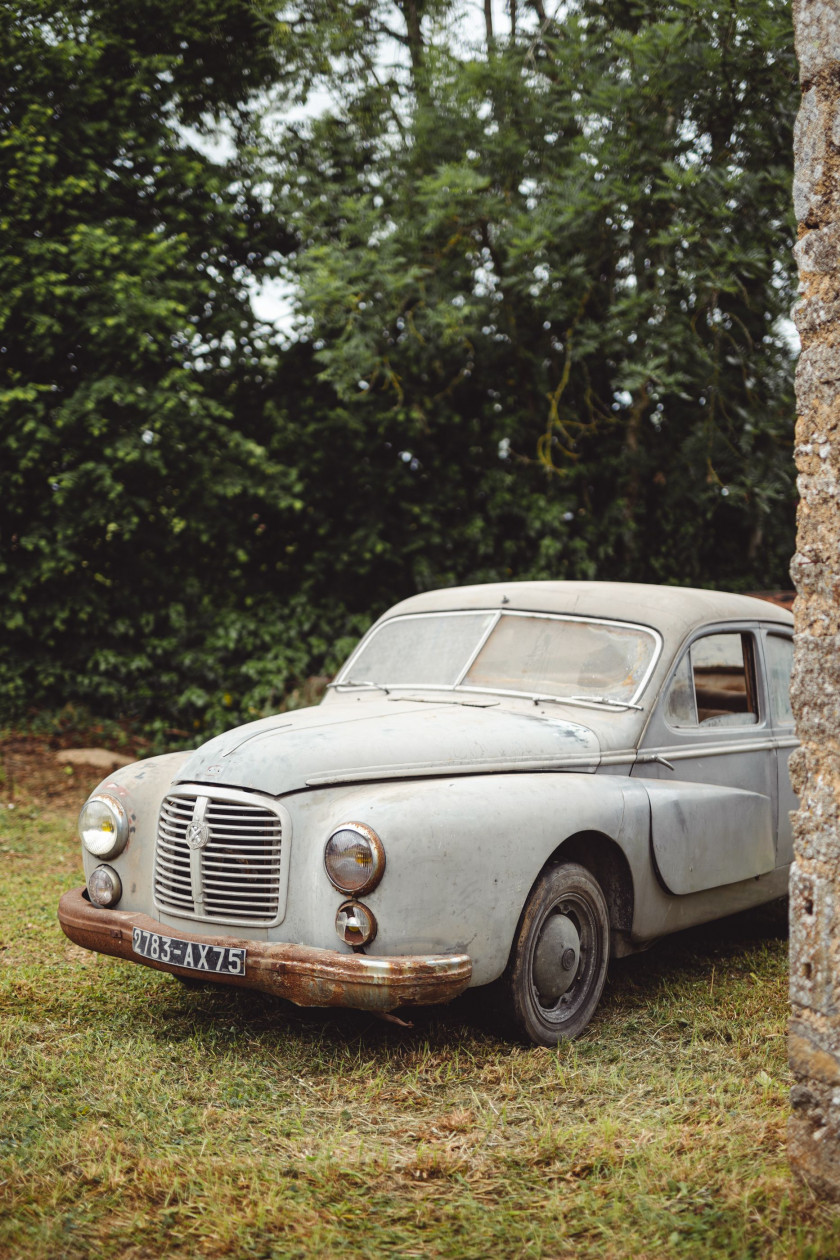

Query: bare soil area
[{"left": 0, "top": 731, "right": 145, "bottom": 817}]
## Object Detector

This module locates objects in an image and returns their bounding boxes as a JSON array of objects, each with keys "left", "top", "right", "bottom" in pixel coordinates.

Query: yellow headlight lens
[
  {"left": 78, "top": 795, "right": 129, "bottom": 859},
  {"left": 324, "top": 823, "right": 385, "bottom": 895}
]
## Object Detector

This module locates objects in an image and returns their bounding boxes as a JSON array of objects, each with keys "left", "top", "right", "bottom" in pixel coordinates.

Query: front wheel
[{"left": 507, "top": 862, "right": 610, "bottom": 1045}]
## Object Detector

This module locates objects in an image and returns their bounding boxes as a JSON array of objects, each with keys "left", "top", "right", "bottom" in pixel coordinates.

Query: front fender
[{"left": 286, "top": 772, "right": 637, "bottom": 987}]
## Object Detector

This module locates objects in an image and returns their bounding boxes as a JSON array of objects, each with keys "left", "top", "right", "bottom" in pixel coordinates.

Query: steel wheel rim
[{"left": 529, "top": 891, "right": 601, "bottom": 1028}]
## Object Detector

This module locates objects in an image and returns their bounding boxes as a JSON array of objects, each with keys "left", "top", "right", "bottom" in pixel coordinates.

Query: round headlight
[
  {"left": 78, "top": 794, "right": 129, "bottom": 859},
  {"left": 88, "top": 864, "right": 122, "bottom": 908},
  {"left": 324, "top": 823, "right": 385, "bottom": 895}
]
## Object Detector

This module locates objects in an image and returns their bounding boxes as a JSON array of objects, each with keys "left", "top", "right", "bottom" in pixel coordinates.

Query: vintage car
[{"left": 58, "top": 582, "right": 797, "bottom": 1044}]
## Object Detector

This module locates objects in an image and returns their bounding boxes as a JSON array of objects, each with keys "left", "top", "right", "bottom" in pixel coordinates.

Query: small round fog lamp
[
  {"left": 78, "top": 794, "right": 129, "bottom": 859},
  {"left": 335, "top": 900, "right": 377, "bottom": 947},
  {"left": 88, "top": 865, "right": 122, "bottom": 908}
]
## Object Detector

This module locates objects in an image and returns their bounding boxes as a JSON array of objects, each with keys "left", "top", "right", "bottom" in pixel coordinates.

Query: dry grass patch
[{"left": 1, "top": 766, "right": 840, "bottom": 1257}]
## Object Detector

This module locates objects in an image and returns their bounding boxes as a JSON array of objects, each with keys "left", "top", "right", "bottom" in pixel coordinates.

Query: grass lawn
[{"left": 1, "top": 744, "right": 839, "bottom": 1259}]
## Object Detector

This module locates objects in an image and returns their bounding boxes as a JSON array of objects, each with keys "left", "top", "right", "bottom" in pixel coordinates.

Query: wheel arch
[{"left": 541, "top": 830, "right": 635, "bottom": 952}]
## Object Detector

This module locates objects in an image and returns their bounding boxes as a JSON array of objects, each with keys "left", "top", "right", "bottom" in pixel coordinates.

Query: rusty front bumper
[{"left": 58, "top": 888, "right": 472, "bottom": 1012}]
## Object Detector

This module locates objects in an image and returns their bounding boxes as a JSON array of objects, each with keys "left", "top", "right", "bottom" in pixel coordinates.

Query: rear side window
[{"left": 764, "top": 634, "right": 794, "bottom": 725}]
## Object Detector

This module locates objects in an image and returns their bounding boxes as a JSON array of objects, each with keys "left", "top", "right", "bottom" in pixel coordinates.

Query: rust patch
[{"left": 57, "top": 888, "right": 471, "bottom": 1013}]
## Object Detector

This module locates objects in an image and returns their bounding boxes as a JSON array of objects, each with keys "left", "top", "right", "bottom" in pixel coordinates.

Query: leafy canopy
[
  {"left": 271, "top": 0, "right": 797, "bottom": 594},
  {"left": 0, "top": 0, "right": 798, "bottom": 732}
]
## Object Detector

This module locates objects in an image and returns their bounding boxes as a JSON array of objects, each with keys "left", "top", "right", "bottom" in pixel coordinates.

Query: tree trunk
[
  {"left": 397, "top": 0, "right": 426, "bottom": 97},
  {"left": 788, "top": 0, "right": 840, "bottom": 1199}
]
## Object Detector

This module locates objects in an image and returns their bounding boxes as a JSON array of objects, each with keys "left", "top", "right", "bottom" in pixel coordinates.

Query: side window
[
  {"left": 764, "top": 634, "right": 794, "bottom": 725},
  {"left": 664, "top": 651, "right": 697, "bottom": 725},
  {"left": 665, "top": 632, "right": 759, "bottom": 729}
]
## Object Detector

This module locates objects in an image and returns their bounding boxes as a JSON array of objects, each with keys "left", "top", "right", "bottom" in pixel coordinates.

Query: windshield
[{"left": 337, "top": 610, "right": 659, "bottom": 705}]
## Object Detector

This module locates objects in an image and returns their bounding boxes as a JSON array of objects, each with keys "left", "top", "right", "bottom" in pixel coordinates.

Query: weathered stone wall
[{"left": 789, "top": 0, "right": 840, "bottom": 1197}]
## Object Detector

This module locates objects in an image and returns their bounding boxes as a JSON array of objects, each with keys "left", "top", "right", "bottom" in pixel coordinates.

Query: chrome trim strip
[
  {"left": 306, "top": 753, "right": 601, "bottom": 786},
  {"left": 189, "top": 795, "right": 208, "bottom": 915},
  {"left": 639, "top": 739, "right": 777, "bottom": 761},
  {"left": 599, "top": 751, "right": 638, "bottom": 766}
]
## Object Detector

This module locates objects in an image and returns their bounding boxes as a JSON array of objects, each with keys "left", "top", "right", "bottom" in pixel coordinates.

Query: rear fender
[{"left": 641, "top": 778, "right": 774, "bottom": 894}]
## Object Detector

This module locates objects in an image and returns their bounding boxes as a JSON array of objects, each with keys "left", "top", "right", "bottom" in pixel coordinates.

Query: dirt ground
[{"left": 0, "top": 732, "right": 144, "bottom": 817}]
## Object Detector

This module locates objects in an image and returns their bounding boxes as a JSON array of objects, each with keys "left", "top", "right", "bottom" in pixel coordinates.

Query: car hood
[{"left": 175, "top": 698, "right": 602, "bottom": 796}]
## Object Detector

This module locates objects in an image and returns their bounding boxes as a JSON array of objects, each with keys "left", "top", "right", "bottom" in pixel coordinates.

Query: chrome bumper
[{"left": 58, "top": 888, "right": 472, "bottom": 1012}]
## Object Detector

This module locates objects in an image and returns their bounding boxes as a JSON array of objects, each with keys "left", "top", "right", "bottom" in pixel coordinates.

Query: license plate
[{"left": 132, "top": 926, "right": 246, "bottom": 976}]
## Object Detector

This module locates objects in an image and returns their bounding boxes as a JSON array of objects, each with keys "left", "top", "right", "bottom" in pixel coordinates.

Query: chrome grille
[{"left": 154, "top": 791, "right": 283, "bottom": 925}]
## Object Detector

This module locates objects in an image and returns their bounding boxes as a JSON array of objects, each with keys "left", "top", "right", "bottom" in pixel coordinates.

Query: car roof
[{"left": 378, "top": 581, "right": 793, "bottom": 642}]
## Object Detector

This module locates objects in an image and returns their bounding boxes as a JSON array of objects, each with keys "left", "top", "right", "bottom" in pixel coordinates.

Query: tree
[
  {"left": 0, "top": 0, "right": 801, "bottom": 733},
  {"left": 267, "top": 0, "right": 798, "bottom": 606},
  {"left": 0, "top": 1, "right": 317, "bottom": 727}
]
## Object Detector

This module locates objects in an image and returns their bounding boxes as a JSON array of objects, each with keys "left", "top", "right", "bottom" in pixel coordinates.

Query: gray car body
[{"left": 74, "top": 581, "right": 795, "bottom": 992}]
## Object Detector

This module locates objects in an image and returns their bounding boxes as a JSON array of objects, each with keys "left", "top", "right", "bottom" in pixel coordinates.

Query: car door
[
  {"left": 631, "top": 622, "right": 777, "bottom": 894},
  {"left": 759, "top": 628, "right": 798, "bottom": 867}
]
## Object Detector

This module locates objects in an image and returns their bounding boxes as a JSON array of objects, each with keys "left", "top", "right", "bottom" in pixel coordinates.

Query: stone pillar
[{"left": 788, "top": 0, "right": 840, "bottom": 1198}]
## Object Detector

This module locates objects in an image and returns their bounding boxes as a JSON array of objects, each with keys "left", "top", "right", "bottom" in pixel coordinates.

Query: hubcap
[{"left": 533, "top": 911, "right": 581, "bottom": 1003}]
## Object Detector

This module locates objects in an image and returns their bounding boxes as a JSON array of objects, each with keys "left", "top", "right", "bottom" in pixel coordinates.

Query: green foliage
[
  {"left": 272, "top": 0, "right": 798, "bottom": 598},
  {"left": 0, "top": 1, "right": 333, "bottom": 730},
  {"left": 0, "top": 0, "right": 799, "bottom": 731}
]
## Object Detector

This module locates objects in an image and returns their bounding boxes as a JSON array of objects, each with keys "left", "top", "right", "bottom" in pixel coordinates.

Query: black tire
[{"left": 507, "top": 862, "right": 610, "bottom": 1045}]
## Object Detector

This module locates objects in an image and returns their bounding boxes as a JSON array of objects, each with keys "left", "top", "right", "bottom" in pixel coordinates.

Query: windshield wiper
[
  {"left": 388, "top": 695, "right": 499, "bottom": 708},
  {"left": 526, "top": 692, "right": 642, "bottom": 711},
  {"left": 568, "top": 694, "right": 643, "bottom": 711},
  {"left": 329, "top": 679, "right": 391, "bottom": 695}
]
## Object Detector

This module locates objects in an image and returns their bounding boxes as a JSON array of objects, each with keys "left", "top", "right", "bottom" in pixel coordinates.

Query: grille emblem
[{"left": 186, "top": 820, "right": 211, "bottom": 850}]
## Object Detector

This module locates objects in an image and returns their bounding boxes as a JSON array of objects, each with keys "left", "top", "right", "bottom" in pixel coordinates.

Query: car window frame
[
  {"left": 334, "top": 608, "right": 664, "bottom": 707},
  {"left": 658, "top": 622, "right": 769, "bottom": 740},
  {"left": 758, "top": 627, "right": 796, "bottom": 730}
]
